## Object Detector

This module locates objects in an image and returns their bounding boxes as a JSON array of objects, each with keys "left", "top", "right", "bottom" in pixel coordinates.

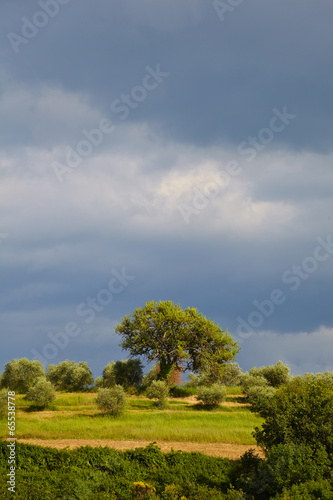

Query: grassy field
[{"left": 0, "top": 390, "right": 262, "bottom": 446}]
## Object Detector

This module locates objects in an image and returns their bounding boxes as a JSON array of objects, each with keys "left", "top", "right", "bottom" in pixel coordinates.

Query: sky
[{"left": 1, "top": 0, "right": 333, "bottom": 379}]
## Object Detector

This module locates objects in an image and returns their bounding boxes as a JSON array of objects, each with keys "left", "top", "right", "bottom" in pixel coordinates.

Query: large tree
[{"left": 115, "top": 300, "right": 240, "bottom": 381}]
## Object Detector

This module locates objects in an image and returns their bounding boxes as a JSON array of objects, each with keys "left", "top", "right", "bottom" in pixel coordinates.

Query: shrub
[
  {"left": 26, "top": 377, "right": 56, "bottom": 408},
  {"left": 272, "top": 480, "right": 333, "bottom": 500},
  {"left": 0, "top": 358, "right": 45, "bottom": 393},
  {"left": 131, "top": 481, "right": 156, "bottom": 498},
  {"left": 46, "top": 360, "right": 93, "bottom": 391},
  {"left": 249, "top": 361, "right": 290, "bottom": 387},
  {"left": 253, "top": 375, "right": 333, "bottom": 456},
  {"left": 183, "top": 372, "right": 212, "bottom": 388},
  {"left": 220, "top": 363, "right": 243, "bottom": 386},
  {"left": 95, "top": 386, "right": 127, "bottom": 415},
  {"left": 246, "top": 385, "right": 276, "bottom": 414},
  {"left": 241, "top": 373, "right": 268, "bottom": 393},
  {"left": 235, "top": 443, "right": 331, "bottom": 499},
  {"left": 146, "top": 380, "right": 169, "bottom": 408},
  {"left": 196, "top": 383, "right": 227, "bottom": 407}
]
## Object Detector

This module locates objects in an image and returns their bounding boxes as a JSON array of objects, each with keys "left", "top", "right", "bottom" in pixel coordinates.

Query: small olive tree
[
  {"left": 95, "top": 386, "right": 127, "bottom": 416},
  {"left": 26, "top": 377, "right": 56, "bottom": 408},
  {"left": 196, "top": 383, "right": 227, "bottom": 408},
  {"left": 146, "top": 380, "right": 169, "bottom": 409}
]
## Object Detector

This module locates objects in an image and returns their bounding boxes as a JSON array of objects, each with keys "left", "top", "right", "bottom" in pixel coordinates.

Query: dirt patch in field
[
  {"left": 170, "top": 395, "right": 249, "bottom": 407},
  {"left": 17, "top": 438, "right": 264, "bottom": 460}
]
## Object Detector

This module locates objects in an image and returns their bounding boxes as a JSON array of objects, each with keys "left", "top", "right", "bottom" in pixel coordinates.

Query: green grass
[
  {"left": 2, "top": 411, "right": 260, "bottom": 445},
  {"left": 0, "top": 390, "right": 261, "bottom": 446}
]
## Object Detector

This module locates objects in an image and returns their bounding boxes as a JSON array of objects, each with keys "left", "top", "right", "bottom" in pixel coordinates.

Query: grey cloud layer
[
  {"left": 2, "top": 0, "right": 333, "bottom": 151},
  {"left": 1, "top": 0, "right": 333, "bottom": 376}
]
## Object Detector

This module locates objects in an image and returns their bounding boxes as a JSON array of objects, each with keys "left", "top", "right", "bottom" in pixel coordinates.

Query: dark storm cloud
[{"left": 1, "top": 0, "right": 333, "bottom": 152}]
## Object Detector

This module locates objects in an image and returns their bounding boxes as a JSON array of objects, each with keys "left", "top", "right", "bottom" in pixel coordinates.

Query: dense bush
[
  {"left": 240, "top": 373, "right": 268, "bottom": 393},
  {"left": 46, "top": 360, "right": 94, "bottom": 391},
  {"left": 196, "top": 383, "right": 227, "bottom": 408},
  {"left": 0, "top": 442, "right": 236, "bottom": 499},
  {"left": 253, "top": 374, "right": 333, "bottom": 456},
  {"left": 0, "top": 358, "right": 45, "bottom": 393},
  {"left": 249, "top": 361, "right": 290, "bottom": 387},
  {"left": 95, "top": 385, "right": 127, "bottom": 415},
  {"left": 272, "top": 480, "right": 333, "bottom": 499},
  {"left": 245, "top": 385, "right": 276, "bottom": 414},
  {"left": 26, "top": 377, "right": 56, "bottom": 408},
  {"left": 220, "top": 363, "right": 243, "bottom": 386},
  {"left": 234, "top": 443, "right": 331, "bottom": 499},
  {"left": 146, "top": 380, "right": 170, "bottom": 408}
]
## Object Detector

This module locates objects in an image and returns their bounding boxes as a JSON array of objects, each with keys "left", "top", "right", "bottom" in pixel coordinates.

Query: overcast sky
[{"left": 1, "top": 0, "right": 333, "bottom": 379}]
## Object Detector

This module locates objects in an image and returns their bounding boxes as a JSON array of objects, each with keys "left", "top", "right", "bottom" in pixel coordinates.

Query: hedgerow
[{"left": 0, "top": 442, "right": 236, "bottom": 499}]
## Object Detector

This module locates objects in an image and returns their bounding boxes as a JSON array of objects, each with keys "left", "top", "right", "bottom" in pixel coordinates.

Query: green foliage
[
  {"left": 245, "top": 385, "right": 276, "bottom": 413},
  {"left": 26, "top": 377, "right": 56, "bottom": 408},
  {"left": 95, "top": 385, "right": 127, "bottom": 415},
  {"left": 142, "top": 364, "right": 159, "bottom": 388},
  {"left": 0, "top": 442, "right": 235, "bottom": 499},
  {"left": 196, "top": 383, "right": 227, "bottom": 408},
  {"left": 0, "top": 358, "right": 45, "bottom": 393},
  {"left": 111, "top": 358, "right": 144, "bottom": 388},
  {"left": 220, "top": 363, "right": 243, "bottom": 386},
  {"left": 0, "top": 388, "right": 8, "bottom": 416},
  {"left": 235, "top": 443, "right": 331, "bottom": 499},
  {"left": 102, "top": 361, "right": 116, "bottom": 387},
  {"left": 272, "top": 480, "right": 333, "bottom": 499},
  {"left": 146, "top": 380, "right": 170, "bottom": 409},
  {"left": 115, "top": 300, "right": 239, "bottom": 381},
  {"left": 169, "top": 386, "right": 196, "bottom": 398},
  {"left": 46, "top": 360, "right": 94, "bottom": 391},
  {"left": 241, "top": 373, "right": 268, "bottom": 393},
  {"left": 253, "top": 373, "right": 333, "bottom": 455},
  {"left": 94, "top": 376, "right": 104, "bottom": 388},
  {"left": 132, "top": 481, "right": 156, "bottom": 498},
  {"left": 249, "top": 361, "right": 290, "bottom": 387}
]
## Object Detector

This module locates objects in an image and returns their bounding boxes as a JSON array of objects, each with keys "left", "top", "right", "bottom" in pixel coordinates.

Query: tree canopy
[
  {"left": 46, "top": 360, "right": 93, "bottom": 391},
  {"left": 0, "top": 358, "right": 45, "bottom": 393},
  {"left": 115, "top": 300, "right": 239, "bottom": 381}
]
